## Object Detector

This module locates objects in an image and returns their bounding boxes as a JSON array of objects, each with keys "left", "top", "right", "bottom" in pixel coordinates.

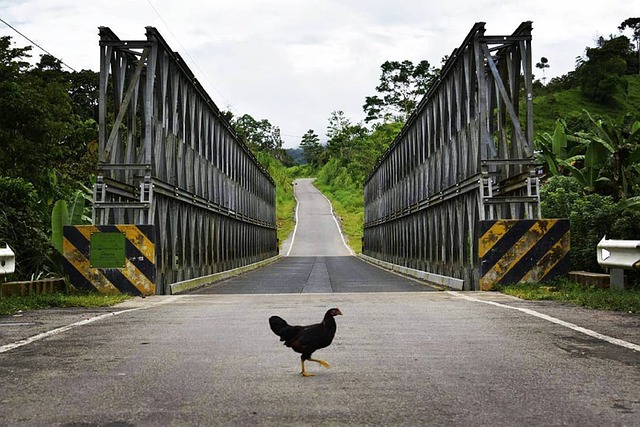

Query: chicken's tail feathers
[{"left": 269, "top": 316, "right": 290, "bottom": 337}]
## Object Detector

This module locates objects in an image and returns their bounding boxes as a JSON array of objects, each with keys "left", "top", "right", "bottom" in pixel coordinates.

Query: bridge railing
[
  {"left": 363, "top": 22, "right": 566, "bottom": 290},
  {"left": 62, "top": 27, "right": 277, "bottom": 295}
]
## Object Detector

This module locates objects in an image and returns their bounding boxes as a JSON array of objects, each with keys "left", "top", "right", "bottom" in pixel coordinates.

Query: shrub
[
  {"left": 0, "top": 176, "right": 52, "bottom": 280},
  {"left": 540, "top": 176, "right": 583, "bottom": 219},
  {"left": 569, "top": 194, "right": 617, "bottom": 272},
  {"left": 540, "top": 175, "right": 640, "bottom": 274}
]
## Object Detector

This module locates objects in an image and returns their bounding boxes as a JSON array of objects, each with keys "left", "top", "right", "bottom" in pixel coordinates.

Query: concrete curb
[
  {"left": 358, "top": 254, "right": 464, "bottom": 290},
  {"left": 169, "top": 255, "right": 283, "bottom": 294},
  {"left": 0, "top": 278, "right": 66, "bottom": 298}
]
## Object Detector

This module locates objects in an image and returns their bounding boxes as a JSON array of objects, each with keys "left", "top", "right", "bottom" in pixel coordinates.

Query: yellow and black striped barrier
[
  {"left": 63, "top": 225, "right": 155, "bottom": 295},
  {"left": 479, "top": 219, "right": 570, "bottom": 291}
]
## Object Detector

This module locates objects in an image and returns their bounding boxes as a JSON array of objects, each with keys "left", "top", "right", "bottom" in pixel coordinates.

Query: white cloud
[{"left": 0, "top": 0, "right": 636, "bottom": 147}]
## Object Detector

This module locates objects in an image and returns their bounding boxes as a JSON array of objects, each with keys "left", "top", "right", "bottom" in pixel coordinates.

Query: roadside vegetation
[
  {"left": 0, "top": 292, "right": 130, "bottom": 315},
  {"left": 495, "top": 280, "right": 640, "bottom": 313}
]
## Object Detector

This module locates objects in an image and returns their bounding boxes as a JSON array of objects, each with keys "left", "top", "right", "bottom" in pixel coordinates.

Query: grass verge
[
  {"left": 313, "top": 181, "right": 363, "bottom": 253},
  {"left": 0, "top": 292, "right": 131, "bottom": 315},
  {"left": 276, "top": 190, "right": 296, "bottom": 244},
  {"left": 496, "top": 279, "right": 640, "bottom": 313}
]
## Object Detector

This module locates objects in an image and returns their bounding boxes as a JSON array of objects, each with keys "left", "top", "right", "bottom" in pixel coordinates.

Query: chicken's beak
[{"left": 336, "top": 309, "right": 343, "bottom": 316}]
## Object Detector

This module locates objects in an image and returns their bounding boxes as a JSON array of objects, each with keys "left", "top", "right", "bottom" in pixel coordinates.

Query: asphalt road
[
  {"left": 0, "top": 178, "right": 639, "bottom": 426},
  {"left": 285, "top": 178, "right": 353, "bottom": 257},
  {"left": 190, "top": 177, "right": 435, "bottom": 294},
  {"left": 191, "top": 256, "right": 436, "bottom": 294},
  {"left": 0, "top": 293, "right": 638, "bottom": 426}
]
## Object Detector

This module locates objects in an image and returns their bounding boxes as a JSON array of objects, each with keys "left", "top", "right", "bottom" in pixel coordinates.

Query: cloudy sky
[{"left": 1, "top": 0, "right": 636, "bottom": 148}]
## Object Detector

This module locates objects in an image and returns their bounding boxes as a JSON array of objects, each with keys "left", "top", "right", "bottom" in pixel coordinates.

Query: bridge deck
[{"left": 190, "top": 256, "right": 436, "bottom": 294}]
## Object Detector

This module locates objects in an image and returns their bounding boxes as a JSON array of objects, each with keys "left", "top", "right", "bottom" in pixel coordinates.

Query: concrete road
[{"left": 0, "top": 292, "right": 638, "bottom": 426}]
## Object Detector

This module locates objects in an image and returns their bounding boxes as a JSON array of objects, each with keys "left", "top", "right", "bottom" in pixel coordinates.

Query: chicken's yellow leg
[
  {"left": 300, "top": 359, "right": 315, "bottom": 377},
  {"left": 308, "top": 358, "right": 331, "bottom": 369}
]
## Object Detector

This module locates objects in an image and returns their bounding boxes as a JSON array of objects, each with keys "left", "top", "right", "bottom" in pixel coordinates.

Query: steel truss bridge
[
  {"left": 62, "top": 22, "right": 568, "bottom": 295},
  {"left": 363, "top": 22, "right": 569, "bottom": 291},
  {"left": 65, "top": 27, "right": 278, "bottom": 295}
]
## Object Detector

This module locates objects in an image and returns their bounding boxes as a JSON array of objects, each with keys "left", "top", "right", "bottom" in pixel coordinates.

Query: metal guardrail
[
  {"left": 0, "top": 241, "right": 15, "bottom": 276},
  {"left": 597, "top": 236, "right": 640, "bottom": 290}
]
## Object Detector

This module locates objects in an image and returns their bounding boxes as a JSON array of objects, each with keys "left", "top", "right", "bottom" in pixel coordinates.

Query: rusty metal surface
[{"left": 478, "top": 219, "right": 571, "bottom": 290}]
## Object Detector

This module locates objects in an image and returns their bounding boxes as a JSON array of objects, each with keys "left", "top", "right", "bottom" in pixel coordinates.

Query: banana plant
[
  {"left": 537, "top": 113, "right": 640, "bottom": 199},
  {"left": 51, "top": 187, "right": 92, "bottom": 253},
  {"left": 576, "top": 111, "right": 640, "bottom": 199},
  {"left": 534, "top": 119, "right": 586, "bottom": 176}
]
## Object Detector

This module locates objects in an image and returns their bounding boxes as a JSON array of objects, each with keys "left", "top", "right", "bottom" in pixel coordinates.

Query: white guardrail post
[
  {"left": 596, "top": 236, "right": 640, "bottom": 290},
  {"left": 0, "top": 241, "right": 16, "bottom": 277}
]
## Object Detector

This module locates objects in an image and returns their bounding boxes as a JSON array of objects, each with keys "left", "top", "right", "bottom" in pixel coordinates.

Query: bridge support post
[
  {"left": 478, "top": 219, "right": 570, "bottom": 291},
  {"left": 63, "top": 225, "right": 156, "bottom": 295}
]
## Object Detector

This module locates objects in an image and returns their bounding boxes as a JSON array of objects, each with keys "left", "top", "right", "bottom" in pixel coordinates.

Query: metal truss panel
[
  {"left": 363, "top": 22, "right": 537, "bottom": 290},
  {"left": 95, "top": 27, "right": 277, "bottom": 293}
]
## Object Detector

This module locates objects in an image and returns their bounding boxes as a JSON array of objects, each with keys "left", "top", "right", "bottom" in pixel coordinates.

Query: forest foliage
[{"left": 0, "top": 36, "right": 98, "bottom": 280}]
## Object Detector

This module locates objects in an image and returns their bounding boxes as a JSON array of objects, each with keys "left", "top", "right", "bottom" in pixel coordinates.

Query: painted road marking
[
  {"left": 0, "top": 297, "right": 182, "bottom": 354},
  {"left": 285, "top": 186, "right": 300, "bottom": 257},
  {"left": 319, "top": 190, "right": 355, "bottom": 256},
  {"left": 449, "top": 291, "right": 640, "bottom": 352},
  {"left": 287, "top": 179, "right": 354, "bottom": 256}
]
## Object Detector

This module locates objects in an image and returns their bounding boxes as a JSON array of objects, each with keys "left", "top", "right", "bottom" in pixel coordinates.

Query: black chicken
[{"left": 269, "top": 308, "right": 342, "bottom": 377}]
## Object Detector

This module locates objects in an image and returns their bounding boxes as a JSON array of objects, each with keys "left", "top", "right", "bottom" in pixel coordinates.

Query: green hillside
[{"left": 533, "top": 74, "right": 640, "bottom": 135}]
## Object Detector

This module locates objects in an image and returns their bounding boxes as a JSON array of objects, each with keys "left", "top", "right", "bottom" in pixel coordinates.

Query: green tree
[
  {"left": 0, "top": 36, "right": 31, "bottom": 80},
  {"left": 0, "top": 37, "right": 100, "bottom": 279},
  {"left": 231, "top": 113, "right": 283, "bottom": 152},
  {"left": 228, "top": 112, "right": 293, "bottom": 166},
  {"left": 363, "top": 60, "right": 437, "bottom": 123},
  {"left": 230, "top": 113, "right": 286, "bottom": 153},
  {"left": 619, "top": 17, "right": 640, "bottom": 74},
  {"left": 321, "top": 110, "right": 401, "bottom": 189},
  {"left": 0, "top": 177, "right": 51, "bottom": 280},
  {"left": 576, "top": 35, "right": 633, "bottom": 102},
  {"left": 299, "top": 129, "right": 324, "bottom": 168},
  {"left": 0, "top": 40, "right": 73, "bottom": 196},
  {"left": 325, "top": 110, "right": 368, "bottom": 163},
  {"left": 69, "top": 69, "right": 99, "bottom": 120},
  {"left": 535, "top": 57, "right": 550, "bottom": 84}
]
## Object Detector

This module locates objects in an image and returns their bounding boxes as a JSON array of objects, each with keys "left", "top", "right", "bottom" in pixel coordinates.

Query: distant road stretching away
[
  {"left": 285, "top": 178, "right": 353, "bottom": 256},
  {"left": 192, "top": 178, "right": 436, "bottom": 294}
]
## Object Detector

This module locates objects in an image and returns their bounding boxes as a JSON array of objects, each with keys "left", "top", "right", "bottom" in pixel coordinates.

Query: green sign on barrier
[{"left": 90, "top": 232, "right": 126, "bottom": 268}]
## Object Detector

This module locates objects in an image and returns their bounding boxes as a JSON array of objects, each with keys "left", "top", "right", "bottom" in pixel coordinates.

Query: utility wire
[
  {"left": 0, "top": 17, "right": 77, "bottom": 72},
  {"left": 144, "top": 0, "right": 231, "bottom": 107}
]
